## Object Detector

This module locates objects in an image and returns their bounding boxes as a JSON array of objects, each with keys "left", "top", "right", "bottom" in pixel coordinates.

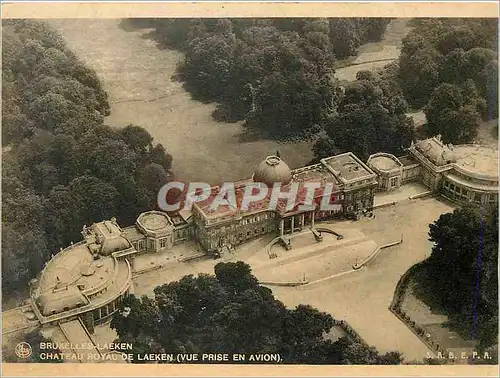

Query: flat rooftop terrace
[
  {"left": 291, "top": 164, "right": 342, "bottom": 187},
  {"left": 453, "top": 145, "right": 498, "bottom": 178},
  {"left": 322, "top": 153, "right": 374, "bottom": 181},
  {"left": 370, "top": 155, "right": 400, "bottom": 171},
  {"left": 398, "top": 155, "right": 419, "bottom": 167}
]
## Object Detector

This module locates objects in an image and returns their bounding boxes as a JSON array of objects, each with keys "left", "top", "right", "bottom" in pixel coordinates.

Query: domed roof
[
  {"left": 415, "top": 137, "right": 457, "bottom": 166},
  {"left": 253, "top": 156, "right": 292, "bottom": 187}
]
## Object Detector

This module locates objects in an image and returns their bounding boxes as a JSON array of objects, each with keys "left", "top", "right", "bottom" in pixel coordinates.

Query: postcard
[{"left": 1, "top": 1, "right": 498, "bottom": 377}]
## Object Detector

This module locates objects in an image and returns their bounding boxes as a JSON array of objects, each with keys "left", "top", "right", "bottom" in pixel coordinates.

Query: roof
[
  {"left": 36, "top": 242, "right": 93, "bottom": 293},
  {"left": 179, "top": 209, "right": 193, "bottom": 222},
  {"left": 322, "top": 153, "right": 376, "bottom": 182},
  {"left": 35, "top": 243, "right": 118, "bottom": 295},
  {"left": 122, "top": 226, "right": 146, "bottom": 243},
  {"left": 136, "top": 211, "right": 174, "bottom": 237},
  {"left": 32, "top": 219, "right": 134, "bottom": 320},
  {"left": 88, "top": 220, "right": 133, "bottom": 256},
  {"left": 397, "top": 155, "right": 419, "bottom": 167},
  {"left": 194, "top": 153, "right": 376, "bottom": 219},
  {"left": 37, "top": 286, "right": 88, "bottom": 316},
  {"left": 195, "top": 171, "right": 343, "bottom": 219},
  {"left": 367, "top": 153, "right": 402, "bottom": 172},
  {"left": 452, "top": 145, "right": 498, "bottom": 179},
  {"left": 291, "top": 163, "right": 342, "bottom": 187},
  {"left": 253, "top": 156, "right": 292, "bottom": 187},
  {"left": 414, "top": 136, "right": 457, "bottom": 167},
  {"left": 100, "top": 235, "right": 132, "bottom": 255}
]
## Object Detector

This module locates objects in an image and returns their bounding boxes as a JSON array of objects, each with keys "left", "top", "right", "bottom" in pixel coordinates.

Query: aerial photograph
[{"left": 1, "top": 15, "right": 498, "bottom": 369}]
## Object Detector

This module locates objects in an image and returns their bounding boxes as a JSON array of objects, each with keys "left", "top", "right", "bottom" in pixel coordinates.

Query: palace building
[
  {"left": 24, "top": 137, "right": 498, "bottom": 333},
  {"left": 368, "top": 135, "right": 499, "bottom": 206}
]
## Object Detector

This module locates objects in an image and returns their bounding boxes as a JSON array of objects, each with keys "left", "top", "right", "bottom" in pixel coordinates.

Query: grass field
[
  {"left": 47, "top": 19, "right": 314, "bottom": 185},
  {"left": 335, "top": 19, "right": 411, "bottom": 82}
]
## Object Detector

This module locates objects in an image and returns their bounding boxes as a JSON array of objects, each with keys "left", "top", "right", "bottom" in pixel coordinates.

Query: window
[
  {"left": 449, "top": 184, "right": 455, "bottom": 191},
  {"left": 160, "top": 238, "right": 167, "bottom": 248},
  {"left": 474, "top": 193, "right": 482, "bottom": 203}
]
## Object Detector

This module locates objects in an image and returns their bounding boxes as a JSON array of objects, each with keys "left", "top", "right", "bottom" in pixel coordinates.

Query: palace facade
[{"left": 368, "top": 135, "right": 498, "bottom": 206}]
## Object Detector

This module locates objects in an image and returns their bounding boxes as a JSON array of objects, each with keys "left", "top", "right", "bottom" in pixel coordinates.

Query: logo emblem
[{"left": 15, "top": 342, "right": 32, "bottom": 359}]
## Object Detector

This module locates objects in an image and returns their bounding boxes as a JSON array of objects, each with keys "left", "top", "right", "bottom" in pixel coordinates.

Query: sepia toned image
[{"left": 1, "top": 1, "right": 499, "bottom": 377}]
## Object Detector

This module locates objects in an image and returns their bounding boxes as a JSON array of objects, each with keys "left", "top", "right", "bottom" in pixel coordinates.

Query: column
[
  {"left": 280, "top": 219, "right": 284, "bottom": 236},
  {"left": 291, "top": 216, "right": 295, "bottom": 233},
  {"left": 98, "top": 308, "right": 102, "bottom": 320},
  {"left": 311, "top": 212, "right": 315, "bottom": 228},
  {"left": 301, "top": 214, "right": 305, "bottom": 228}
]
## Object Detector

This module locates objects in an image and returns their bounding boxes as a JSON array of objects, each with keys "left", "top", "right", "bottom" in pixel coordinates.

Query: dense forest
[
  {"left": 125, "top": 18, "right": 396, "bottom": 147},
  {"left": 399, "top": 18, "right": 498, "bottom": 143},
  {"left": 2, "top": 20, "right": 173, "bottom": 296},
  {"left": 126, "top": 17, "right": 498, "bottom": 154},
  {"left": 422, "top": 204, "right": 498, "bottom": 351},
  {"left": 111, "top": 261, "right": 403, "bottom": 364}
]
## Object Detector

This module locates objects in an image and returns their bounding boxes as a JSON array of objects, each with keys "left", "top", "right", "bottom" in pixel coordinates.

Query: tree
[
  {"left": 111, "top": 262, "right": 402, "bottom": 364},
  {"left": 183, "top": 33, "right": 237, "bottom": 101},
  {"left": 142, "top": 18, "right": 387, "bottom": 138},
  {"left": 316, "top": 73, "right": 414, "bottom": 160},
  {"left": 398, "top": 44, "right": 442, "bottom": 108},
  {"left": 424, "top": 82, "right": 483, "bottom": 143},
  {"left": 313, "top": 136, "right": 341, "bottom": 161},
  {"left": 3, "top": 329, "right": 63, "bottom": 363},
  {"left": 398, "top": 18, "right": 498, "bottom": 111},
  {"left": 329, "top": 19, "right": 362, "bottom": 59},
  {"left": 1, "top": 21, "right": 175, "bottom": 300},
  {"left": 426, "top": 204, "right": 498, "bottom": 351}
]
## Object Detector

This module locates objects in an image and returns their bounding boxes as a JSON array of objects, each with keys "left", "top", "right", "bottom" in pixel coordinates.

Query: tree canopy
[
  {"left": 398, "top": 18, "right": 498, "bottom": 142},
  {"left": 111, "top": 261, "right": 403, "bottom": 364},
  {"left": 1, "top": 20, "right": 173, "bottom": 297},
  {"left": 312, "top": 68, "right": 415, "bottom": 161},
  {"left": 425, "top": 204, "right": 498, "bottom": 351},
  {"left": 126, "top": 18, "right": 390, "bottom": 139},
  {"left": 3, "top": 330, "right": 63, "bottom": 363}
]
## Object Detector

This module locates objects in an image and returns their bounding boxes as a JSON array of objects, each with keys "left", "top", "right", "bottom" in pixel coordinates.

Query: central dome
[{"left": 252, "top": 155, "right": 292, "bottom": 187}]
